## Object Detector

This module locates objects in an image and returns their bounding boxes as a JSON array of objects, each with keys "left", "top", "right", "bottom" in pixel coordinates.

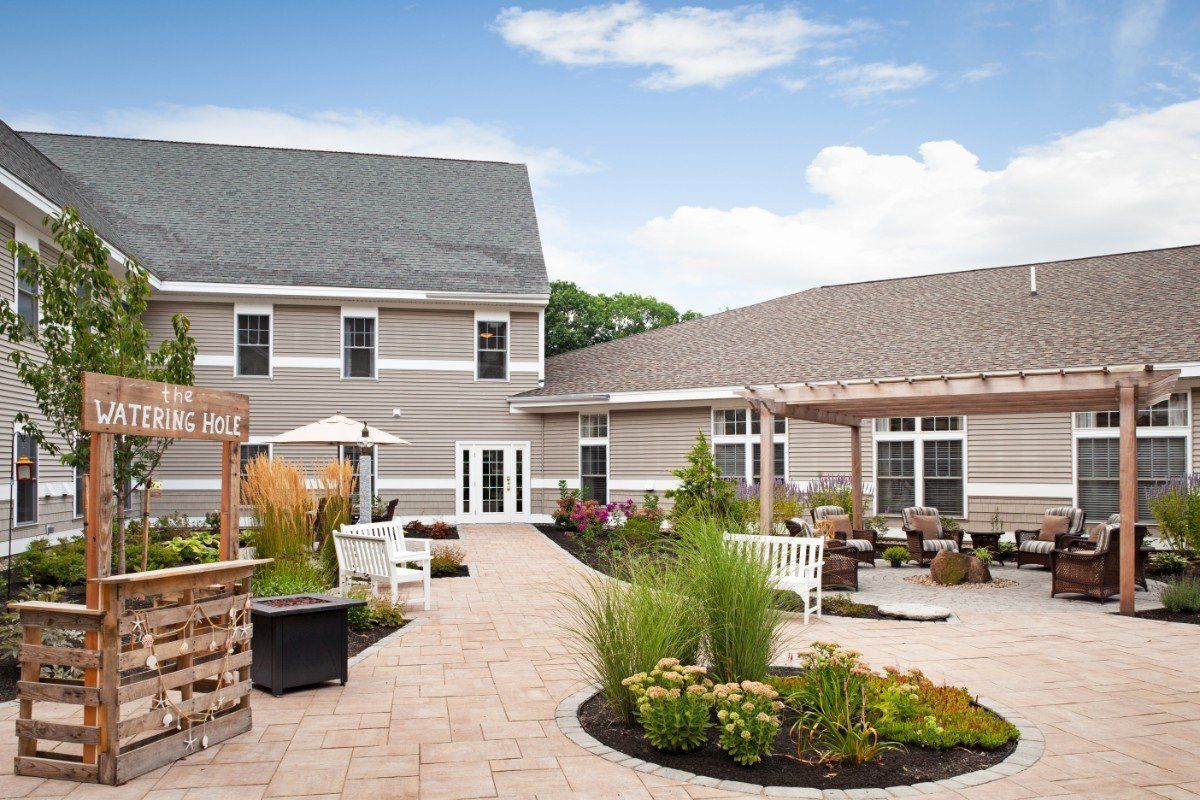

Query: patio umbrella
[{"left": 265, "top": 414, "right": 409, "bottom": 522}]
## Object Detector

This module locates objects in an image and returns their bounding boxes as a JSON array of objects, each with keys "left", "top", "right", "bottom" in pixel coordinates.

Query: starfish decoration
[
  {"left": 184, "top": 733, "right": 197, "bottom": 752},
  {"left": 151, "top": 695, "right": 168, "bottom": 710},
  {"left": 131, "top": 617, "right": 145, "bottom": 634}
]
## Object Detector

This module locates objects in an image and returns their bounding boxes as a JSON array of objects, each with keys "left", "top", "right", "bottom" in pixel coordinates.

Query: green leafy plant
[
  {"left": 939, "top": 516, "right": 963, "bottom": 534},
  {"left": 996, "top": 540, "right": 1016, "bottom": 558},
  {"left": 1149, "top": 474, "right": 1200, "bottom": 557},
  {"left": 561, "top": 560, "right": 704, "bottom": 723},
  {"left": 971, "top": 548, "right": 994, "bottom": 567},
  {"left": 713, "top": 679, "right": 783, "bottom": 765},
  {"left": 667, "top": 433, "right": 735, "bottom": 520},
  {"left": 820, "top": 594, "right": 877, "bottom": 617},
  {"left": 674, "top": 517, "right": 781, "bottom": 683},
  {"left": 882, "top": 545, "right": 909, "bottom": 567},
  {"left": 623, "top": 658, "right": 714, "bottom": 752},
  {"left": 1150, "top": 551, "right": 1190, "bottom": 575},
  {"left": 13, "top": 536, "right": 87, "bottom": 586},
  {"left": 343, "top": 587, "right": 407, "bottom": 631},
  {"left": 0, "top": 584, "right": 84, "bottom": 679},
  {"left": 160, "top": 530, "right": 221, "bottom": 564},
  {"left": 865, "top": 515, "right": 888, "bottom": 534},
  {"left": 873, "top": 667, "right": 1018, "bottom": 749},
  {"left": 1160, "top": 575, "right": 1200, "bottom": 614},
  {"left": 252, "top": 559, "right": 329, "bottom": 597},
  {"left": 430, "top": 545, "right": 466, "bottom": 577},
  {"left": 0, "top": 208, "right": 197, "bottom": 574},
  {"left": 427, "top": 521, "right": 457, "bottom": 539},
  {"left": 554, "top": 480, "right": 581, "bottom": 528}
]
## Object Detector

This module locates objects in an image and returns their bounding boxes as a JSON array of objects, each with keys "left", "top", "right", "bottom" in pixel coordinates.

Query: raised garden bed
[
  {"left": 1131, "top": 608, "right": 1200, "bottom": 625},
  {"left": 577, "top": 690, "right": 1018, "bottom": 791},
  {"left": 434, "top": 565, "right": 471, "bottom": 579}
]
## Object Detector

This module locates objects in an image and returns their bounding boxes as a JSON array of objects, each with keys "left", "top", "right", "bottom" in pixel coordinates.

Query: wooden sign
[{"left": 81, "top": 372, "right": 249, "bottom": 442}]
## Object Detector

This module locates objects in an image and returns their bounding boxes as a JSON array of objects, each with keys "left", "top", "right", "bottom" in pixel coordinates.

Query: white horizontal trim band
[
  {"left": 533, "top": 478, "right": 579, "bottom": 490},
  {"left": 195, "top": 354, "right": 235, "bottom": 367},
  {"left": 275, "top": 356, "right": 342, "bottom": 369},
  {"left": 510, "top": 361, "right": 540, "bottom": 374},
  {"left": 153, "top": 278, "right": 550, "bottom": 306},
  {"left": 37, "top": 482, "right": 74, "bottom": 498},
  {"left": 158, "top": 479, "right": 221, "bottom": 491},
  {"left": 378, "top": 359, "right": 473, "bottom": 372},
  {"left": 376, "top": 478, "right": 456, "bottom": 490},
  {"left": 966, "top": 482, "right": 1074, "bottom": 498},
  {"left": 159, "top": 477, "right": 459, "bottom": 491},
  {"left": 610, "top": 479, "right": 680, "bottom": 492}
]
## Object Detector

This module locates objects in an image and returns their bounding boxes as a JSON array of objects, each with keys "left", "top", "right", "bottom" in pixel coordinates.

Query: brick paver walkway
[{"left": 2, "top": 523, "right": 1198, "bottom": 799}]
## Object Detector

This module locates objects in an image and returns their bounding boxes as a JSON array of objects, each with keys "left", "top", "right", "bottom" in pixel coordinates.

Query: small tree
[
  {"left": 0, "top": 207, "right": 196, "bottom": 573},
  {"left": 667, "top": 431, "right": 735, "bottom": 519}
]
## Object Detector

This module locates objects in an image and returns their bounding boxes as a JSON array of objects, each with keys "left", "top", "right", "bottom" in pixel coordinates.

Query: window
[
  {"left": 461, "top": 448, "right": 470, "bottom": 514},
  {"left": 343, "top": 317, "right": 376, "bottom": 378},
  {"left": 14, "top": 430, "right": 37, "bottom": 525},
  {"left": 74, "top": 465, "right": 85, "bottom": 518},
  {"left": 236, "top": 313, "right": 271, "bottom": 376},
  {"left": 1075, "top": 392, "right": 1190, "bottom": 521},
  {"left": 476, "top": 320, "right": 508, "bottom": 380},
  {"left": 874, "top": 416, "right": 965, "bottom": 515},
  {"left": 580, "top": 412, "right": 609, "bottom": 502},
  {"left": 340, "top": 444, "right": 379, "bottom": 494},
  {"left": 711, "top": 409, "right": 786, "bottom": 481},
  {"left": 16, "top": 253, "right": 37, "bottom": 329},
  {"left": 239, "top": 443, "right": 271, "bottom": 474}
]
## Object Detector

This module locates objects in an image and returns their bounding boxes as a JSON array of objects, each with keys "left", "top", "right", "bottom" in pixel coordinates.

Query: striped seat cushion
[
  {"left": 923, "top": 539, "right": 958, "bottom": 553},
  {"left": 1019, "top": 539, "right": 1055, "bottom": 554},
  {"left": 844, "top": 539, "right": 874, "bottom": 552}
]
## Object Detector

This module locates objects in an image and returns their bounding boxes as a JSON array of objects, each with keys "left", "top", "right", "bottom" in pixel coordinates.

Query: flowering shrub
[
  {"left": 623, "top": 659, "right": 714, "bottom": 752},
  {"left": 712, "top": 680, "right": 783, "bottom": 765},
  {"left": 554, "top": 480, "right": 581, "bottom": 528},
  {"left": 802, "top": 474, "right": 872, "bottom": 516},
  {"left": 872, "top": 667, "right": 1018, "bottom": 749},
  {"left": 1148, "top": 473, "right": 1200, "bottom": 556},
  {"left": 569, "top": 499, "right": 610, "bottom": 538},
  {"left": 735, "top": 478, "right": 806, "bottom": 526}
]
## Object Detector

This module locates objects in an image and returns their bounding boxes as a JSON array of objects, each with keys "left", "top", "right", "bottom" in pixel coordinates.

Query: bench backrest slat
[{"left": 723, "top": 533, "right": 823, "bottom": 581}]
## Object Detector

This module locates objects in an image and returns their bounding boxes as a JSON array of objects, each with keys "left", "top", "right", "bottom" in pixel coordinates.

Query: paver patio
[{"left": 1, "top": 523, "right": 1198, "bottom": 799}]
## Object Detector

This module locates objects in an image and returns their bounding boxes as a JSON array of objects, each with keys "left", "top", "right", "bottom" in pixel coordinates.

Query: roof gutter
[{"left": 150, "top": 278, "right": 550, "bottom": 306}]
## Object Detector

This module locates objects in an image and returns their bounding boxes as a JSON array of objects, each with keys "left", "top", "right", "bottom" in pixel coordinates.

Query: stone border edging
[{"left": 554, "top": 684, "right": 1044, "bottom": 799}]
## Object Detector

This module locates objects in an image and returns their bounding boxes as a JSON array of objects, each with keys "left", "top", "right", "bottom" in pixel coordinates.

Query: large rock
[
  {"left": 878, "top": 602, "right": 952, "bottom": 621},
  {"left": 966, "top": 556, "right": 992, "bottom": 584},
  {"left": 929, "top": 550, "right": 969, "bottom": 585}
]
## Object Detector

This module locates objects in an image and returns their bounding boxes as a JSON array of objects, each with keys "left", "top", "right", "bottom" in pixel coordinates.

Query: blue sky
[{"left": 5, "top": 1, "right": 1200, "bottom": 311}]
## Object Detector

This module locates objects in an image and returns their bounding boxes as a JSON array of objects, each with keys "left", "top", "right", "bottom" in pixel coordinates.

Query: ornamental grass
[{"left": 243, "top": 455, "right": 312, "bottom": 565}]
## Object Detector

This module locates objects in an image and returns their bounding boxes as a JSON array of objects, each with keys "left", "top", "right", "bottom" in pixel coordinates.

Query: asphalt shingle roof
[
  {"left": 526, "top": 246, "right": 1200, "bottom": 397},
  {"left": 0, "top": 121, "right": 137, "bottom": 255},
  {"left": 19, "top": 132, "right": 549, "bottom": 295}
]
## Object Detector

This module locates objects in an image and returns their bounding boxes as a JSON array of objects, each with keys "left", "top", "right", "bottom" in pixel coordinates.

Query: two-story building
[{"left": 2, "top": 120, "right": 1198, "bottom": 552}]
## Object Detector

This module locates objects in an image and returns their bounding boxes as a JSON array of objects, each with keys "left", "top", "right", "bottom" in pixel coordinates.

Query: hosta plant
[
  {"left": 623, "top": 658, "right": 714, "bottom": 752},
  {"left": 712, "top": 680, "right": 783, "bottom": 766}
]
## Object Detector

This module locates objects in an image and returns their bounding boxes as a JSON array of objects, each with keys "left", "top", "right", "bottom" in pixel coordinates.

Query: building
[{"left": 2, "top": 120, "right": 1198, "bottom": 553}]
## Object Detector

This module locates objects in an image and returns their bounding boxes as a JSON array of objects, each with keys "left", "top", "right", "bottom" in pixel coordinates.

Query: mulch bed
[
  {"left": 433, "top": 565, "right": 471, "bottom": 579},
  {"left": 348, "top": 623, "right": 404, "bottom": 658},
  {"left": 0, "top": 658, "right": 17, "bottom": 703},
  {"left": 904, "top": 575, "right": 1018, "bottom": 589},
  {"left": 1131, "top": 608, "right": 1200, "bottom": 625},
  {"left": 536, "top": 524, "right": 617, "bottom": 575},
  {"left": 578, "top": 691, "right": 1016, "bottom": 790}
]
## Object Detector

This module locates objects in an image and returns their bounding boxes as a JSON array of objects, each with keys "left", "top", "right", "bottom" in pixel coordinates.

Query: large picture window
[
  {"left": 236, "top": 313, "right": 271, "bottom": 376},
  {"left": 476, "top": 320, "right": 508, "bottom": 380},
  {"left": 580, "top": 412, "right": 609, "bottom": 502},
  {"left": 873, "top": 416, "right": 965, "bottom": 515},
  {"left": 712, "top": 409, "right": 786, "bottom": 482},
  {"left": 1075, "top": 392, "right": 1191, "bottom": 521},
  {"left": 15, "top": 430, "right": 38, "bottom": 525},
  {"left": 342, "top": 316, "right": 376, "bottom": 378}
]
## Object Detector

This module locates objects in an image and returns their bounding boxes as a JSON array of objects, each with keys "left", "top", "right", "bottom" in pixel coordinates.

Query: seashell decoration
[
  {"left": 140, "top": 633, "right": 154, "bottom": 648},
  {"left": 179, "top": 640, "right": 190, "bottom": 654},
  {"left": 201, "top": 735, "right": 209, "bottom": 749},
  {"left": 162, "top": 713, "right": 173, "bottom": 727},
  {"left": 146, "top": 655, "right": 158, "bottom": 669}
]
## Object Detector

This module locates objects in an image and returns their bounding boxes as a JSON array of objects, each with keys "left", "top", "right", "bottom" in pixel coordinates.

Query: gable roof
[
  {"left": 525, "top": 246, "right": 1200, "bottom": 398},
  {"left": 0, "top": 121, "right": 138, "bottom": 255},
  {"left": 20, "top": 132, "right": 549, "bottom": 296}
]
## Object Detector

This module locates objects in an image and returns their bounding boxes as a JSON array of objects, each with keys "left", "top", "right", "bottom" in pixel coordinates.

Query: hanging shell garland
[
  {"left": 162, "top": 713, "right": 173, "bottom": 727},
  {"left": 146, "top": 655, "right": 158, "bottom": 669},
  {"left": 140, "top": 633, "right": 154, "bottom": 648}
]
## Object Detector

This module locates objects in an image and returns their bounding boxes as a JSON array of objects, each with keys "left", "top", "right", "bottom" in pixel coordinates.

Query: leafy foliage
[
  {"left": 1149, "top": 473, "right": 1200, "bottom": 556},
  {"left": 873, "top": 667, "right": 1019, "bottom": 750},
  {"left": 713, "top": 680, "right": 783, "bottom": 766},
  {"left": 0, "top": 208, "right": 197, "bottom": 572},
  {"left": 545, "top": 280, "right": 701, "bottom": 357},
  {"left": 1160, "top": 575, "right": 1200, "bottom": 614},
  {"left": 667, "top": 433, "right": 735, "bottom": 520},
  {"left": 430, "top": 544, "right": 466, "bottom": 577},
  {"left": 882, "top": 545, "right": 909, "bottom": 566},
  {"left": 623, "top": 659, "right": 714, "bottom": 752},
  {"left": 819, "top": 594, "right": 877, "bottom": 617},
  {"left": 14, "top": 536, "right": 87, "bottom": 586},
  {"left": 0, "top": 584, "right": 83, "bottom": 679},
  {"left": 344, "top": 588, "right": 407, "bottom": 631},
  {"left": 1150, "top": 551, "right": 1190, "bottom": 574},
  {"left": 251, "top": 559, "right": 329, "bottom": 597}
]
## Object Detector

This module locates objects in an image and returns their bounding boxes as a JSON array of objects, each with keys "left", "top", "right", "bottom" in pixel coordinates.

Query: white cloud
[
  {"left": 1113, "top": 0, "right": 1166, "bottom": 76},
  {"left": 495, "top": 1, "right": 855, "bottom": 89},
  {"left": 12, "top": 105, "right": 591, "bottom": 185},
  {"left": 832, "top": 62, "right": 935, "bottom": 99},
  {"left": 632, "top": 99, "right": 1200, "bottom": 309},
  {"left": 957, "top": 62, "right": 1003, "bottom": 84}
]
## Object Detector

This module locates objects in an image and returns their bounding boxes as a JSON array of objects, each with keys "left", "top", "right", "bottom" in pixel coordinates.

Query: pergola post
[
  {"left": 850, "top": 424, "right": 863, "bottom": 530},
  {"left": 1118, "top": 385, "right": 1137, "bottom": 616},
  {"left": 759, "top": 404, "right": 774, "bottom": 535}
]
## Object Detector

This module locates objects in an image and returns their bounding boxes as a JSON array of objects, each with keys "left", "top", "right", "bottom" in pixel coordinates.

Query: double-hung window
[
  {"left": 1074, "top": 391, "right": 1191, "bottom": 521},
  {"left": 580, "top": 413, "right": 609, "bottom": 503},
  {"left": 14, "top": 429, "right": 38, "bottom": 525},
  {"left": 711, "top": 409, "right": 786, "bottom": 482},
  {"left": 476, "top": 319, "right": 508, "bottom": 380},
  {"left": 235, "top": 312, "right": 271, "bottom": 376},
  {"left": 342, "top": 316, "right": 376, "bottom": 378},
  {"left": 16, "top": 252, "right": 37, "bottom": 329},
  {"left": 239, "top": 443, "right": 271, "bottom": 474},
  {"left": 874, "top": 417, "right": 965, "bottom": 515}
]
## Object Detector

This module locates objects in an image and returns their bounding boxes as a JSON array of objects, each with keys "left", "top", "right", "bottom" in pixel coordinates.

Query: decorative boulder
[
  {"left": 929, "top": 550, "right": 969, "bottom": 585},
  {"left": 966, "top": 557, "right": 992, "bottom": 584}
]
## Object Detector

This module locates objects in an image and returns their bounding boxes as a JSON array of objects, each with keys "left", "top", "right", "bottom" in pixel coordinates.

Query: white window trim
[
  {"left": 341, "top": 306, "right": 379, "bottom": 380},
  {"left": 579, "top": 413, "right": 610, "bottom": 503},
  {"left": 710, "top": 408, "right": 788, "bottom": 482},
  {"left": 12, "top": 227, "right": 39, "bottom": 328},
  {"left": 1071, "top": 391, "right": 1193, "bottom": 520},
  {"left": 239, "top": 440, "right": 274, "bottom": 471},
  {"left": 73, "top": 464, "right": 84, "bottom": 519},
  {"left": 474, "top": 309, "right": 510, "bottom": 383},
  {"left": 12, "top": 421, "right": 39, "bottom": 527},
  {"left": 871, "top": 417, "right": 969, "bottom": 518},
  {"left": 234, "top": 303, "right": 273, "bottom": 378},
  {"left": 454, "top": 440, "right": 533, "bottom": 522}
]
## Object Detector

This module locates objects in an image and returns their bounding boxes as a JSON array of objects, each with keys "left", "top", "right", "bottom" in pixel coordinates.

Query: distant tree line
[{"left": 545, "top": 280, "right": 701, "bottom": 357}]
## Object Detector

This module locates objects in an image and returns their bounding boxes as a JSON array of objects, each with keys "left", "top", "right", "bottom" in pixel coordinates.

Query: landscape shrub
[
  {"left": 252, "top": 559, "right": 329, "bottom": 597},
  {"left": 562, "top": 559, "right": 704, "bottom": 722},
  {"left": 623, "top": 658, "right": 714, "bottom": 752},
  {"left": 713, "top": 680, "right": 783, "bottom": 766},
  {"left": 735, "top": 479, "right": 806, "bottom": 529},
  {"left": 243, "top": 456, "right": 312, "bottom": 564},
  {"left": 872, "top": 667, "right": 1019, "bottom": 749},
  {"left": 674, "top": 517, "right": 781, "bottom": 683},
  {"left": 1150, "top": 551, "right": 1190, "bottom": 574},
  {"left": 820, "top": 594, "right": 876, "bottom": 617},
  {"left": 404, "top": 520, "right": 430, "bottom": 536},
  {"left": 667, "top": 432, "right": 736, "bottom": 519},
  {"left": 0, "top": 584, "right": 84, "bottom": 679},
  {"left": 427, "top": 521, "right": 456, "bottom": 539},
  {"left": 14, "top": 536, "right": 87, "bottom": 586},
  {"left": 1160, "top": 575, "right": 1200, "bottom": 614},
  {"left": 801, "top": 474, "right": 857, "bottom": 516},
  {"left": 882, "top": 545, "right": 909, "bottom": 566},
  {"left": 317, "top": 459, "right": 353, "bottom": 580},
  {"left": 430, "top": 545, "right": 466, "bottom": 577},
  {"left": 344, "top": 587, "right": 407, "bottom": 631},
  {"left": 554, "top": 480, "right": 581, "bottom": 528},
  {"left": 159, "top": 529, "right": 220, "bottom": 564},
  {"left": 1149, "top": 473, "right": 1200, "bottom": 556}
]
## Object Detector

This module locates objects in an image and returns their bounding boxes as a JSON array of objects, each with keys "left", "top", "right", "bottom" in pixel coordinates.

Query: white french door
[{"left": 455, "top": 441, "right": 530, "bottom": 523}]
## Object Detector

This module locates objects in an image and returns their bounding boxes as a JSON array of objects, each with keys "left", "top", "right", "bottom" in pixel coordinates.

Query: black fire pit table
[{"left": 250, "top": 593, "right": 366, "bottom": 696}]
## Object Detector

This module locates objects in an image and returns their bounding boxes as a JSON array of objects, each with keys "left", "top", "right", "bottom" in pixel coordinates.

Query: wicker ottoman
[{"left": 823, "top": 545, "right": 859, "bottom": 591}]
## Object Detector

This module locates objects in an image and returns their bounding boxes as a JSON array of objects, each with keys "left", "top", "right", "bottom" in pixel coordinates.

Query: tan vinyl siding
[
  {"left": 789, "top": 420, "right": 873, "bottom": 483},
  {"left": 610, "top": 407, "right": 709, "bottom": 479},
  {"left": 511, "top": 312, "right": 540, "bottom": 361},
  {"left": 540, "top": 413, "right": 578, "bottom": 479},
  {"left": 143, "top": 300, "right": 232, "bottom": 353},
  {"left": 966, "top": 496, "right": 1073, "bottom": 531},
  {"left": 967, "top": 412, "right": 1073, "bottom": 482},
  {"left": 380, "top": 308, "right": 472, "bottom": 361},
  {"left": 278, "top": 304, "right": 339, "bottom": 357}
]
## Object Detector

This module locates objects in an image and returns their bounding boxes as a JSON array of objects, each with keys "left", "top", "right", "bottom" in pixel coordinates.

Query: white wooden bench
[
  {"left": 724, "top": 533, "right": 824, "bottom": 624},
  {"left": 334, "top": 521, "right": 432, "bottom": 610}
]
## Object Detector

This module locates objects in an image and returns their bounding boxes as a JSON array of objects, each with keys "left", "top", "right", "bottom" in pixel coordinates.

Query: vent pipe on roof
[{"left": 1029, "top": 265, "right": 1038, "bottom": 296}]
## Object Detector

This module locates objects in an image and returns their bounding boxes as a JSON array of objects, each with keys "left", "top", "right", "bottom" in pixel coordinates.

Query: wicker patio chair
[
  {"left": 1015, "top": 506, "right": 1085, "bottom": 570},
  {"left": 1050, "top": 522, "right": 1120, "bottom": 601},
  {"left": 784, "top": 517, "right": 813, "bottom": 536},
  {"left": 900, "top": 506, "right": 963, "bottom": 566},
  {"left": 810, "top": 505, "right": 877, "bottom": 566},
  {"left": 372, "top": 498, "right": 399, "bottom": 523},
  {"left": 822, "top": 541, "right": 859, "bottom": 591},
  {"left": 1098, "top": 514, "right": 1150, "bottom": 590}
]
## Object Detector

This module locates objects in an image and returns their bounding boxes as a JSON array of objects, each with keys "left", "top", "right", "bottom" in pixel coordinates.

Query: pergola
[{"left": 742, "top": 364, "right": 1180, "bottom": 616}]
